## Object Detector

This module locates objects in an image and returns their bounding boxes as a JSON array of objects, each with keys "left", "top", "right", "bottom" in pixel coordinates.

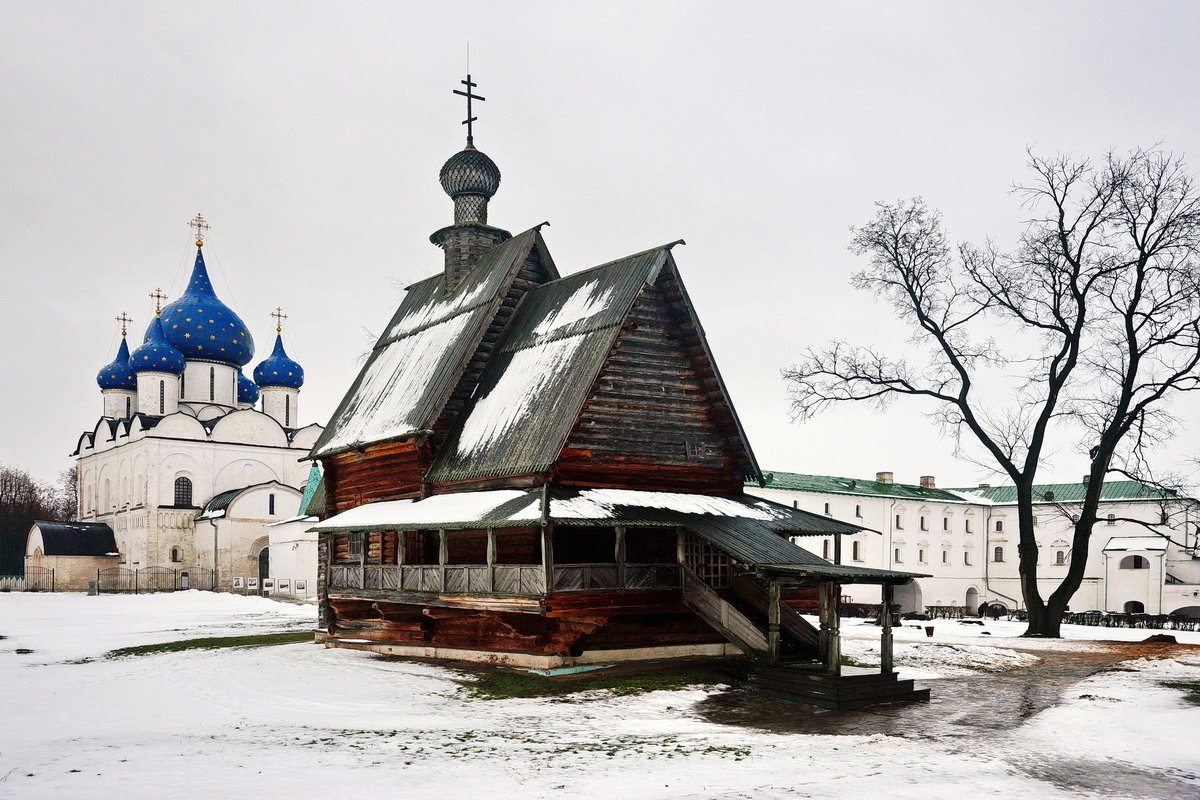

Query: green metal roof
[
  {"left": 298, "top": 465, "right": 325, "bottom": 517},
  {"left": 949, "top": 480, "right": 1182, "bottom": 504},
  {"left": 753, "top": 471, "right": 968, "bottom": 503}
]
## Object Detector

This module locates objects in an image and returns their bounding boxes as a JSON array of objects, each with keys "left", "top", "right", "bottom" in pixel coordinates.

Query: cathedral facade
[{"left": 67, "top": 221, "right": 323, "bottom": 590}]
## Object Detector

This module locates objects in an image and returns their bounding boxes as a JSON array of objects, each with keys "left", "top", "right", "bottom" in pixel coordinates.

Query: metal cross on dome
[
  {"left": 149, "top": 288, "right": 168, "bottom": 315},
  {"left": 115, "top": 312, "right": 132, "bottom": 336},
  {"left": 453, "top": 73, "right": 485, "bottom": 147},
  {"left": 188, "top": 213, "right": 211, "bottom": 246},
  {"left": 271, "top": 306, "right": 288, "bottom": 333}
]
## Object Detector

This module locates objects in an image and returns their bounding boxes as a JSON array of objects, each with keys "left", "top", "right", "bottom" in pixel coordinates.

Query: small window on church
[
  {"left": 268, "top": 493, "right": 275, "bottom": 515},
  {"left": 170, "top": 546, "right": 183, "bottom": 563},
  {"left": 181, "top": 372, "right": 186, "bottom": 399},
  {"left": 822, "top": 540, "right": 830, "bottom": 560},
  {"left": 285, "top": 395, "right": 291, "bottom": 427},
  {"left": 174, "top": 477, "right": 193, "bottom": 507},
  {"left": 209, "top": 367, "right": 215, "bottom": 402},
  {"left": 125, "top": 396, "right": 131, "bottom": 418},
  {"left": 159, "top": 380, "right": 165, "bottom": 414}
]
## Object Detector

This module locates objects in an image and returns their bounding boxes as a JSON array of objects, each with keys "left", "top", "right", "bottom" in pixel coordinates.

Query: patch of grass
[
  {"left": 459, "top": 662, "right": 749, "bottom": 700},
  {"left": 103, "top": 631, "right": 314, "bottom": 660},
  {"left": 1161, "top": 681, "right": 1200, "bottom": 705}
]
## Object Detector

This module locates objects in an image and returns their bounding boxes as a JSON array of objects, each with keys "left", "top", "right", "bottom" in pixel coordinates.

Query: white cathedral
[{"left": 70, "top": 218, "right": 323, "bottom": 590}]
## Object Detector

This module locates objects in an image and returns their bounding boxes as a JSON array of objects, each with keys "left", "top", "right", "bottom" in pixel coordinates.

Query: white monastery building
[
  {"left": 57, "top": 217, "right": 323, "bottom": 591},
  {"left": 748, "top": 471, "right": 1200, "bottom": 618}
]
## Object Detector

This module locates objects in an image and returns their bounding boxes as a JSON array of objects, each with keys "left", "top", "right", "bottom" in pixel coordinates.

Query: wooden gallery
[{"left": 307, "top": 85, "right": 928, "bottom": 710}]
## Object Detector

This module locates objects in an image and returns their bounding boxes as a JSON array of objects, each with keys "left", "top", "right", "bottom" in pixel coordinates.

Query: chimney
[
  {"left": 978, "top": 483, "right": 990, "bottom": 489},
  {"left": 876, "top": 471, "right": 894, "bottom": 485},
  {"left": 919, "top": 475, "right": 936, "bottom": 489}
]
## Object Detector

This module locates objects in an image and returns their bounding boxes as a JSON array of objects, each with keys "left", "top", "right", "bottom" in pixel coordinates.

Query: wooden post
[
  {"left": 486, "top": 528, "right": 496, "bottom": 593},
  {"left": 438, "top": 529, "right": 447, "bottom": 592},
  {"left": 541, "top": 525, "right": 554, "bottom": 594},
  {"left": 615, "top": 526, "right": 626, "bottom": 589},
  {"left": 767, "top": 579, "right": 781, "bottom": 665},
  {"left": 833, "top": 532, "right": 842, "bottom": 565},
  {"left": 881, "top": 583, "right": 895, "bottom": 674},
  {"left": 820, "top": 582, "right": 842, "bottom": 676}
]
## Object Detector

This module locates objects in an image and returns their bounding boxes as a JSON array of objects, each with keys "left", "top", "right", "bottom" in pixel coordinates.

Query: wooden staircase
[
  {"left": 680, "top": 566, "right": 929, "bottom": 711},
  {"left": 752, "top": 665, "right": 930, "bottom": 711}
]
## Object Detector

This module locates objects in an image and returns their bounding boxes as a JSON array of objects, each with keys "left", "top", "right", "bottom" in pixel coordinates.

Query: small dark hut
[{"left": 308, "top": 77, "right": 927, "bottom": 709}]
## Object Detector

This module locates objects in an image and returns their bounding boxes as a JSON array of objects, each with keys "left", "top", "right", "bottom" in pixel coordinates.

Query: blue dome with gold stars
[
  {"left": 157, "top": 247, "right": 254, "bottom": 367},
  {"left": 237, "top": 371, "right": 260, "bottom": 405},
  {"left": 253, "top": 334, "right": 304, "bottom": 389},
  {"left": 97, "top": 337, "right": 137, "bottom": 391},
  {"left": 130, "top": 316, "right": 186, "bottom": 375}
]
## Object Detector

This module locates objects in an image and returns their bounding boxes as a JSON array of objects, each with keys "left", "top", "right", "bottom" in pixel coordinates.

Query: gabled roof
[
  {"left": 298, "top": 464, "right": 325, "bottom": 517},
  {"left": 310, "top": 227, "right": 555, "bottom": 458},
  {"left": 1103, "top": 536, "right": 1169, "bottom": 552},
  {"left": 426, "top": 245, "right": 669, "bottom": 482},
  {"left": 754, "top": 471, "right": 967, "bottom": 503},
  {"left": 425, "top": 245, "right": 760, "bottom": 484},
  {"left": 950, "top": 480, "right": 1187, "bottom": 505},
  {"left": 30, "top": 521, "right": 118, "bottom": 557}
]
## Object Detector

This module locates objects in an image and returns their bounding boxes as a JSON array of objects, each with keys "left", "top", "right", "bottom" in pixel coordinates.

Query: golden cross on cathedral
[
  {"left": 271, "top": 306, "right": 288, "bottom": 333},
  {"left": 115, "top": 312, "right": 132, "bottom": 336},
  {"left": 149, "top": 288, "right": 168, "bottom": 315},
  {"left": 188, "top": 213, "right": 211, "bottom": 246}
]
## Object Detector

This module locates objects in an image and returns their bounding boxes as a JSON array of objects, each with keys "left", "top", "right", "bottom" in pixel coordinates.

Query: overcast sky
[{"left": 2, "top": 1, "right": 1198, "bottom": 489}]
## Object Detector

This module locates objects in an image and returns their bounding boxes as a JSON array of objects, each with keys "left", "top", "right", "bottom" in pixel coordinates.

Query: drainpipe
[
  {"left": 982, "top": 504, "right": 1019, "bottom": 610},
  {"left": 208, "top": 517, "right": 219, "bottom": 591}
]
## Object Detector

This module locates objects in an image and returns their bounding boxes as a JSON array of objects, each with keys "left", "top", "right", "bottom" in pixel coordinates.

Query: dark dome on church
[
  {"left": 158, "top": 247, "right": 255, "bottom": 368},
  {"left": 439, "top": 146, "right": 501, "bottom": 199}
]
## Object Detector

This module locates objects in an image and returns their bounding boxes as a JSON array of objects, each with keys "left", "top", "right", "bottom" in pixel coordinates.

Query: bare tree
[
  {"left": 785, "top": 149, "right": 1200, "bottom": 636},
  {"left": 0, "top": 463, "right": 63, "bottom": 576}
]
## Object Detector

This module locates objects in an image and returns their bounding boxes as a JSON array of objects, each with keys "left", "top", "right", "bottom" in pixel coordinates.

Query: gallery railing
[{"left": 327, "top": 562, "right": 679, "bottom": 595}]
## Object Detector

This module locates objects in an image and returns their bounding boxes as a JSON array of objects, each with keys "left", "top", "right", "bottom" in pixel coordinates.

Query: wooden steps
[{"left": 752, "top": 665, "right": 930, "bottom": 711}]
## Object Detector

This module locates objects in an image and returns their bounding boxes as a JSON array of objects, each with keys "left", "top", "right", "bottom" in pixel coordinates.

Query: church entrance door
[{"left": 258, "top": 548, "right": 269, "bottom": 596}]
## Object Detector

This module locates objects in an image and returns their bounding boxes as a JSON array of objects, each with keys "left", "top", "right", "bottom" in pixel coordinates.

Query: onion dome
[
  {"left": 158, "top": 247, "right": 255, "bottom": 367},
  {"left": 96, "top": 337, "right": 137, "bottom": 391},
  {"left": 253, "top": 334, "right": 304, "bottom": 389},
  {"left": 130, "top": 316, "right": 186, "bottom": 375},
  {"left": 237, "top": 371, "right": 260, "bottom": 405},
  {"left": 440, "top": 146, "right": 501, "bottom": 199}
]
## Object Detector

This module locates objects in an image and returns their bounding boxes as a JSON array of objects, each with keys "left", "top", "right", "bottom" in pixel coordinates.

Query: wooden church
[{"left": 308, "top": 77, "right": 927, "bottom": 709}]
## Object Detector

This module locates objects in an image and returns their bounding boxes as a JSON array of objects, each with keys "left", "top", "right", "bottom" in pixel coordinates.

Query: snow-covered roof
[
  {"left": 310, "top": 228, "right": 550, "bottom": 458},
  {"left": 1102, "top": 536, "right": 1169, "bottom": 552},
  {"left": 309, "top": 487, "right": 867, "bottom": 535}
]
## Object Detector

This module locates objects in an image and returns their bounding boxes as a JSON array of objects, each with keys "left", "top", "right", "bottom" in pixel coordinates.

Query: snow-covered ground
[{"left": 1, "top": 592, "right": 1198, "bottom": 799}]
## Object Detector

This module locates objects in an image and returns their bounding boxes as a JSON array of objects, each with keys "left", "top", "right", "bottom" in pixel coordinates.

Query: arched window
[
  {"left": 1124, "top": 600, "right": 1145, "bottom": 614},
  {"left": 995, "top": 520, "right": 1003, "bottom": 531},
  {"left": 268, "top": 493, "right": 276, "bottom": 515},
  {"left": 918, "top": 548, "right": 926, "bottom": 563},
  {"left": 893, "top": 547, "right": 902, "bottom": 563},
  {"left": 1055, "top": 550, "right": 1066, "bottom": 565},
  {"left": 158, "top": 380, "right": 165, "bottom": 414},
  {"left": 823, "top": 502, "right": 830, "bottom": 515},
  {"left": 174, "top": 477, "right": 193, "bottom": 507},
  {"left": 942, "top": 549, "right": 949, "bottom": 564},
  {"left": 1107, "top": 514, "right": 1116, "bottom": 526},
  {"left": 181, "top": 371, "right": 186, "bottom": 399},
  {"left": 1119, "top": 555, "right": 1149, "bottom": 570},
  {"left": 822, "top": 539, "right": 830, "bottom": 560},
  {"left": 209, "top": 366, "right": 215, "bottom": 402},
  {"left": 285, "top": 394, "right": 291, "bottom": 427},
  {"left": 965, "top": 519, "right": 972, "bottom": 533},
  {"left": 964, "top": 551, "right": 972, "bottom": 566},
  {"left": 125, "top": 396, "right": 131, "bottom": 418},
  {"left": 942, "top": 517, "right": 949, "bottom": 530},
  {"left": 993, "top": 546, "right": 1004, "bottom": 563},
  {"left": 170, "top": 546, "right": 183, "bottom": 563},
  {"left": 855, "top": 504, "right": 862, "bottom": 518},
  {"left": 852, "top": 541, "right": 862, "bottom": 561},
  {"left": 895, "top": 514, "right": 904, "bottom": 530}
]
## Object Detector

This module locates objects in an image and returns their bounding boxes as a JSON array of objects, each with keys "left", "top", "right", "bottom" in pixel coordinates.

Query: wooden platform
[{"left": 751, "top": 665, "right": 930, "bottom": 712}]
